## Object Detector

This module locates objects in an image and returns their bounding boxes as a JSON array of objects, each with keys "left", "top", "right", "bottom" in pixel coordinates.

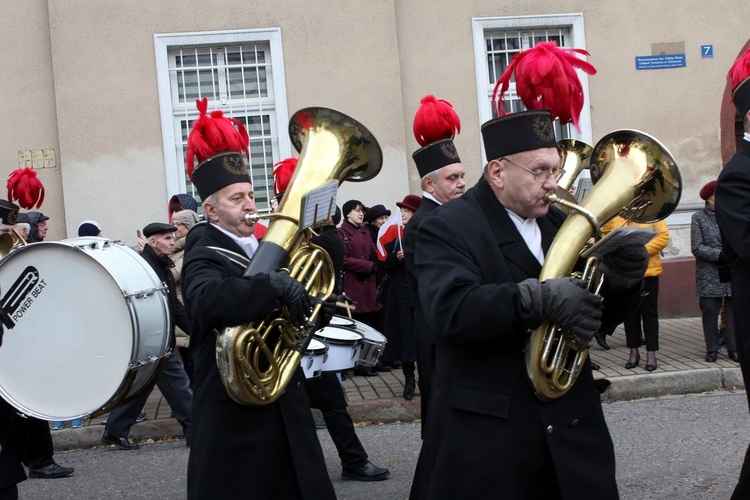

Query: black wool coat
[
  {"left": 181, "top": 223, "right": 335, "bottom": 500},
  {"left": 413, "top": 177, "right": 634, "bottom": 500},
  {"left": 140, "top": 244, "right": 188, "bottom": 347}
]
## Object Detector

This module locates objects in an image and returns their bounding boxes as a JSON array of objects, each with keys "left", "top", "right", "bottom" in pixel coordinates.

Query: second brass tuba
[
  {"left": 216, "top": 107, "right": 382, "bottom": 406},
  {"left": 526, "top": 130, "right": 681, "bottom": 401}
]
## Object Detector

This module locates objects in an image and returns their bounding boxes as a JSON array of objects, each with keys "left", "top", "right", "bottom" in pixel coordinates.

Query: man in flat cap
[
  {"left": 101, "top": 222, "right": 192, "bottom": 450},
  {"left": 180, "top": 99, "right": 335, "bottom": 499}
]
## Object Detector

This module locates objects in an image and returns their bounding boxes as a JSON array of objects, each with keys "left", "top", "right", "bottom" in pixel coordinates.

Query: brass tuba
[
  {"left": 526, "top": 130, "right": 681, "bottom": 401},
  {"left": 552, "top": 138, "right": 593, "bottom": 209},
  {"left": 216, "top": 107, "right": 382, "bottom": 406}
]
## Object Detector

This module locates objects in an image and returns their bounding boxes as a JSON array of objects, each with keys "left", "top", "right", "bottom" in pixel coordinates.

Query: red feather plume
[
  {"left": 273, "top": 157, "right": 298, "bottom": 196},
  {"left": 492, "top": 41, "right": 597, "bottom": 132},
  {"left": 413, "top": 95, "right": 461, "bottom": 147},
  {"left": 185, "top": 98, "right": 250, "bottom": 180},
  {"left": 7, "top": 168, "right": 45, "bottom": 209},
  {"left": 728, "top": 48, "right": 750, "bottom": 97}
]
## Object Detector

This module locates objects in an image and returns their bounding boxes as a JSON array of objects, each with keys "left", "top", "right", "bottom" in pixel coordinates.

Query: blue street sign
[
  {"left": 635, "top": 54, "right": 686, "bottom": 70},
  {"left": 701, "top": 45, "right": 714, "bottom": 58}
]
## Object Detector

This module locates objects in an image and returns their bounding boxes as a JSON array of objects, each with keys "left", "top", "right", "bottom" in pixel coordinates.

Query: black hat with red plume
[
  {"left": 272, "top": 157, "right": 298, "bottom": 203},
  {"left": 729, "top": 48, "right": 750, "bottom": 117},
  {"left": 412, "top": 95, "right": 462, "bottom": 178},
  {"left": 185, "top": 98, "right": 251, "bottom": 200},
  {"left": 3, "top": 167, "right": 45, "bottom": 225},
  {"left": 482, "top": 41, "right": 597, "bottom": 161}
]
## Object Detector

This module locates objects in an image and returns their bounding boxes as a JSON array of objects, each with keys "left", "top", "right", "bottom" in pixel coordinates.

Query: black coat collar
[{"left": 474, "top": 177, "right": 560, "bottom": 280}]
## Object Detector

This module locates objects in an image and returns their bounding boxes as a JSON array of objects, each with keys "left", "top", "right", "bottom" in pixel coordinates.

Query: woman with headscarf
[{"left": 170, "top": 209, "right": 200, "bottom": 382}]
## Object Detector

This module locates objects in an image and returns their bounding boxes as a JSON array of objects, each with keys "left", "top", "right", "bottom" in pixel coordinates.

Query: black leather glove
[
  {"left": 518, "top": 277, "right": 603, "bottom": 341},
  {"left": 269, "top": 271, "right": 311, "bottom": 326},
  {"left": 311, "top": 294, "right": 339, "bottom": 329},
  {"left": 599, "top": 243, "right": 649, "bottom": 290}
]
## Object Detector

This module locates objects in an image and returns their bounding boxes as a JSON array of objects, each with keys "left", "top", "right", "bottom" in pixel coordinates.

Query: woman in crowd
[
  {"left": 170, "top": 209, "right": 200, "bottom": 382},
  {"left": 691, "top": 180, "right": 737, "bottom": 362},
  {"left": 602, "top": 216, "right": 670, "bottom": 371},
  {"left": 381, "top": 195, "right": 421, "bottom": 399}
]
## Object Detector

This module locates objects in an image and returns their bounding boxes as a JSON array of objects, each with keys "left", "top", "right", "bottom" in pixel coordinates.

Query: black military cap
[{"left": 143, "top": 222, "right": 177, "bottom": 239}]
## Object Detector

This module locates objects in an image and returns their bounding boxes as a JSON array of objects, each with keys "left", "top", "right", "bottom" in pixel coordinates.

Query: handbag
[{"left": 376, "top": 273, "right": 391, "bottom": 304}]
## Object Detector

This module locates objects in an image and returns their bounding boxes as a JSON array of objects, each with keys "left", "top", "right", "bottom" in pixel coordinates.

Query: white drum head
[
  {"left": 315, "top": 326, "right": 363, "bottom": 344},
  {"left": 0, "top": 241, "right": 165, "bottom": 420},
  {"left": 352, "top": 319, "right": 387, "bottom": 342},
  {"left": 329, "top": 315, "right": 355, "bottom": 327},
  {"left": 306, "top": 338, "right": 328, "bottom": 354}
]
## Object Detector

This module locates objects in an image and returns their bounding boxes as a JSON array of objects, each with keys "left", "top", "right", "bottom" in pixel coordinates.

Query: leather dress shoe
[
  {"left": 645, "top": 361, "right": 658, "bottom": 372},
  {"left": 342, "top": 461, "right": 390, "bottom": 481},
  {"left": 729, "top": 351, "right": 740, "bottom": 362},
  {"left": 705, "top": 351, "right": 718, "bottom": 362},
  {"left": 354, "top": 367, "right": 378, "bottom": 377},
  {"left": 101, "top": 432, "right": 140, "bottom": 450},
  {"left": 28, "top": 463, "right": 74, "bottom": 479},
  {"left": 374, "top": 361, "right": 392, "bottom": 372},
  {"left": 594, "top": 332, "right": 610, "bottom": 350}
]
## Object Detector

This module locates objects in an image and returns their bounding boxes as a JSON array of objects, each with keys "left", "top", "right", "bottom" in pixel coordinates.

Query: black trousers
[
  {"left": 625, "top": 276, "right": 660, "bottom": 351},
  {"left": 306, "top": 372, "right": 367, "bottom": 468},
  {"left": 105, "top": 351, "right": 192, "bottom": 440},
  {"left": 700, "top": 296, "right": 737, "bottom": 352}
]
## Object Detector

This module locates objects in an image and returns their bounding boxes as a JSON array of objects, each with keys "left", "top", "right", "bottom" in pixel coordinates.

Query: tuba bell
[
  {"left": 526, "top": 130, "right": 681, "bottom": 401},
  {"left": 216, "top": 107, "right": 382, "bottom": 406}
]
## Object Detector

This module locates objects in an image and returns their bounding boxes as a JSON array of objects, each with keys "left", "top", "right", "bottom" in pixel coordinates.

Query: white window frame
[
  {"left": 472, "top": 14, "right": 593, "bottom": 154},
  {"left": 154, "top": 28, "right": 291, "bottom": 200}
]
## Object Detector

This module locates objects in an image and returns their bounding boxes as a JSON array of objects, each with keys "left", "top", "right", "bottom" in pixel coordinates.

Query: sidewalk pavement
[{"left": 50, "top": 316, "right": 745, "bottom": 451}]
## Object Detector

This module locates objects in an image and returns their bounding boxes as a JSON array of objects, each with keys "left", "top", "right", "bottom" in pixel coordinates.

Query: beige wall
[
  {"left": 2, "top": 0, "right": 749, "bottom": 254},
  {"left": 1, "top": 0, "right": 65, "bottom": 240}
]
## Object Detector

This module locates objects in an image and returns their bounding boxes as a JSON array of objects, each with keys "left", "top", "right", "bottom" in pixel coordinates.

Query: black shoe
[
  {"left": 705, "top": 351, "right": 718, "bottom": 362},
  {"left": 342, "top": 461, "right": 390, "bottom": 482},
  {"left": 136, "top": 409, "right": 147, "bottom": 423},
  {"left": 590, "top": 360, "right": 601, "bottom": 371},
  {"left": 101, "top": 432, "right": 140, "bottom": 450},
  {"left": 389, "top": 361, "right": 402, "bottom": 369},
  {"left": 374, "top": 361, "right": 392, "bottom": 372},
  {"left": 354, "top": 367, "right": 378, "bottom": 377},
  {"left": 28, "top": 463, "right": 74, "bottom": 479},
  {"left": 625, "top": 354, "right": 640, "bottom": 370},
  {"left": 645, "top": 362, "right": 657, "bottom": 372},
  {"left": 729, "top": 351, "right": 740, "bottom": 362},
  {"left": 403, "top": 380, "right": 415, "bottom": 400},
  {"left": 594, "top": 332, "right": 610, "bottom": 350}
]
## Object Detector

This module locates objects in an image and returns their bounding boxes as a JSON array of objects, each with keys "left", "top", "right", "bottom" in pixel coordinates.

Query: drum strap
[{"left": 206, "top": 246, "right": 250, "bottom": 270}]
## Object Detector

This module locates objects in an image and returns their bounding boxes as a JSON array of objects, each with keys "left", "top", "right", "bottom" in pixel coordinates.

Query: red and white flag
[{"left": 376, "top": 211, "right": 403, "bottom": 261}]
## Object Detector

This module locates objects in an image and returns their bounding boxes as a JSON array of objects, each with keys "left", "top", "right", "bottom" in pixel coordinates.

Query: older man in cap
[
  {"left": 101, "top": 222, "right": 192, "bottom": 450},
  {"left": 180, "top": 99, "right": 335, "bottom": 499}
]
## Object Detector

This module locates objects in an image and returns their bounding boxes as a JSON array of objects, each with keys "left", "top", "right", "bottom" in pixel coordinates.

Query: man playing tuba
[
  {"left": 410, "top": 43, "right": 649, "bottom": 499},
  {"left": 180, "top": 99, "right": 335, "bottom": 499}
]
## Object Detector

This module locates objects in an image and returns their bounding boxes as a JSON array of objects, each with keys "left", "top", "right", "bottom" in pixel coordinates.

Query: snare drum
[
  {"left": 0, "top": 237, "right": 171, "bottom": 421},
  {"left": 314, "top": 326, "right": 363, "bottom": 372},
  {"left": 352, "top": 320, "right": 387, "bottom": 368},
  {"left": 302, "top": 339, "right": 329, "bottom": 379},
  {"left": 329, "top": 315, "right": 355, "bottom": 329}
]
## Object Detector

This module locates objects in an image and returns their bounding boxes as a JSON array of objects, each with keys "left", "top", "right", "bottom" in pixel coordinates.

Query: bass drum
[{"left": 0, "top": 237, "right": 170, "bottom": 421}]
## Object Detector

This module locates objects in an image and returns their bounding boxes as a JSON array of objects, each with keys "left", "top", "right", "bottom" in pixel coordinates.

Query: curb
[
  {"left": 51, "top": 368, "right": 746, "bottom": 452},
  {"left": 601, "top": 367, "right": 744, "bottom": 402}
]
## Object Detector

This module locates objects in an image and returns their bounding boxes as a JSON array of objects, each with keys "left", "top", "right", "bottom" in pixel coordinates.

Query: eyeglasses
[{"left": 499, "top": 157, "right": 558, "bottom": 184}]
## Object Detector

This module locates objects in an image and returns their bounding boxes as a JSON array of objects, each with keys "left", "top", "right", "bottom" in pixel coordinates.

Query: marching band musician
[
  {"left": 716, "top": 47, "right": 750, "bottom": 499},
  {"left": 410, "top": 44, "right": 648, "bottom": 499},
  {"left": 1, "top": 175, "right": 75, "bottom": 498},
  {"left": 179, "top": 99, "right": 335, "bottom": 499},
  {"left": 273, "top": 158, "right": 390, "bottom": 482},
  {"left": 403, "top": 95, "right": 466, "bottom": 432}
]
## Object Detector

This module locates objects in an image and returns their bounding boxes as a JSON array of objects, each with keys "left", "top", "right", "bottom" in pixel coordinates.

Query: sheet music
[{"left": 299, "top": 180, "right": 338, "bottom": 229}]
